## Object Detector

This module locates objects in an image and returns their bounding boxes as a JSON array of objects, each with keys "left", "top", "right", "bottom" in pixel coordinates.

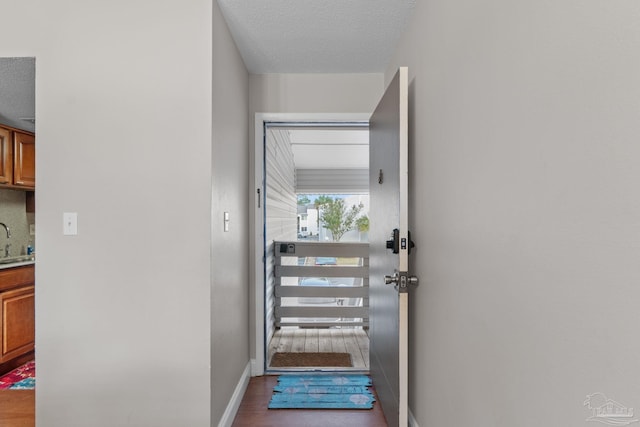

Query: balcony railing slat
[
  {"left": 277, "top": 321, "right": 368, "bottom": 328},
  {"left": 276, "top": 306, "right": 369, "bottom": 318},
  {"left": 275, "top": 265, "right": 368, "bottom": 278},
  {"left": 275, "top": 242, "right": 369, "bottom": 258},
  {"left": 273, "top": 241, "right": 369, "bottom": 329},
  {"left": 275, "top": 285, "right": 367, "bottom": 298}
]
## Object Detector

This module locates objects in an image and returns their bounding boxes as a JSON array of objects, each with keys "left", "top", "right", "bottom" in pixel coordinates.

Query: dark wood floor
[
  {"left": 0, "top": 377, "right": 388, "bottom": 427},
  {"left": 0, "top": 390, "right": 34, "bottom": 427},
  {"left": 232, "top": 375, "right": 388, "bottom": 427}
]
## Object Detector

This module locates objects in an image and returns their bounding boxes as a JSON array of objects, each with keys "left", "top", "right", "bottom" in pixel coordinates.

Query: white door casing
[{"left": 251, "top": 113, "right": 371, "bottom": 376}]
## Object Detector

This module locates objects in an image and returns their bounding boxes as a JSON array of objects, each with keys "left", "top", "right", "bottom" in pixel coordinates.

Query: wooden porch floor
[{"left": 268, "top": 327, "right": 369, "bottom": 370}]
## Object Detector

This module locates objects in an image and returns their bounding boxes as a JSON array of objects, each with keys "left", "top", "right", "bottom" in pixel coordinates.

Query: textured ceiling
[
  {"left": 217, "top": 0, "right": 416, "bottom": 73},
  {"left": 0, "top": 58, "right": 35, "bottom": 133},
  {"left": 0, "top": 2, "right": 415, "bottom": 134}
]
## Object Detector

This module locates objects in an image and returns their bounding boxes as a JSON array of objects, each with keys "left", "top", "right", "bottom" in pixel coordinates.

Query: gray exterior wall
[
  {"left": 264, "top": 128, "right": 297, "bottom": 345},
  {"left": 386, "top": 0, "right": 640, "bottom": 425}
]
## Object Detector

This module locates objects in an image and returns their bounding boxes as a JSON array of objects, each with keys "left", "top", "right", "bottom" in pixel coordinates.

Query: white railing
[{"left": 273, "top": 241, "right": 369, "bottom": 328}]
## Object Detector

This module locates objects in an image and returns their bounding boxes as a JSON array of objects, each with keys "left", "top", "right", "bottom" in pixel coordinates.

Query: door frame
[{"left": 251, "top": 112, "right": 370, "bottom": 376}]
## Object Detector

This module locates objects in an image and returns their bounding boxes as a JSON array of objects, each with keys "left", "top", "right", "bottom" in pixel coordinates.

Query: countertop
[{"left": 0, "top": 258, "right": 35, "bottom": 270}]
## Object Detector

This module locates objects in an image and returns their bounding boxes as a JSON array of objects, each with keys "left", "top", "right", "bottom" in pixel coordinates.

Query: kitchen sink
[{"left": 0, "top": 255, "right": 35, "bottom": 265}]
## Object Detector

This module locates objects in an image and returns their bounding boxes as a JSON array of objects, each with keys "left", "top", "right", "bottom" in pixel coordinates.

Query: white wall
[
  {"left": 1, "top": 2, "right": 214, "bottom": 426},
  {"left": 250, "top": 74, "right": 383, "bottom": 115},
  {"left": 212, "top": 1, "right": 250, "bottom": 425},
  {"left": 386, "top": 0, "right": 640, "bottom": 425}
]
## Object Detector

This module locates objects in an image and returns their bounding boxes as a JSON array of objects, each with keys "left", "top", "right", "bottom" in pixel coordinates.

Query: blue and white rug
[{"left": 268, "top": 374, "right": 375, "bottom": 409}]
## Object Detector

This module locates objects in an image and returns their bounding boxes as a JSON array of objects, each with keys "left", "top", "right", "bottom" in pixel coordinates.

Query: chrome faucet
[
  {"left": 0, "top": 222, "right": 9, "bottom": 239},
  {"left": 0, "top": 222, "right": 10, "bottom": 257}
]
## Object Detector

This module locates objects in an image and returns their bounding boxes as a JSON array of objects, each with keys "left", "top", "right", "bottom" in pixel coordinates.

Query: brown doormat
[{"left": 271, "top": 352, "right": 352, "bottom": 367}]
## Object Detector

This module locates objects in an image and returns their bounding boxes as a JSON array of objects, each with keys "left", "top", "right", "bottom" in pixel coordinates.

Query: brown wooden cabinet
[
  {"left": 0, "top": 127, "right": 12, "bottom": 185},
  {"left": 0, "top": 126, "right": 35, "bottom": 190},
  {"left": 13, "top": 132, "right": 35, "bottom": 189},
  {"left": 1, "top": 286, "right": 34, "bottom": 362},
  {"left": 0, "top": 265, "right": 35, "bottom": 364}
]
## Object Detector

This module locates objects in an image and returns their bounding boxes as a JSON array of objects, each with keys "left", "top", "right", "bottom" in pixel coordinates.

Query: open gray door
[{"left": 369, "top": 67, "right": 417, "bottom": 427}]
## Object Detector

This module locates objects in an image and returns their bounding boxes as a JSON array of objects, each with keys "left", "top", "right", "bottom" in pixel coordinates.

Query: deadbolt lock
[{"left": 385, "top": 228, "right": 416, "bottom": 254}]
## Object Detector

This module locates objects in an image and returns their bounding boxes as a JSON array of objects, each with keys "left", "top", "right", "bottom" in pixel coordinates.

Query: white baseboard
[
  {"left": 218, "top": 362, "right": 251, "bottom": 427},
  {"left": 250, "top": 358, "right": 263, "bottom": 376},
  {"left": 409, "top": 408, "right": 419, "bottom": 427}
]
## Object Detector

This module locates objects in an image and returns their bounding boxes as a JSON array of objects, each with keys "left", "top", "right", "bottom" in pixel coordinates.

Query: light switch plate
[{"left": 63, "top": 212, "right": 78, "bottom": 235}]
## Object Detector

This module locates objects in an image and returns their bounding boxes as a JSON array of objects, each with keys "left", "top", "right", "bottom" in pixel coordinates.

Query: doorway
[
  {"left": 253, "top": 114, "right": 371, "bottom": 374},
  {"left": 0, "top": 57, "right": 36, "bottom": 422}
]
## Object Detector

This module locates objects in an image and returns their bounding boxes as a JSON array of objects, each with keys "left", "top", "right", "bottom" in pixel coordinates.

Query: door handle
[
  {"left": 384, "top": 272, "right": 419, "bottom": 291},
  {"left": 384, "top": 272, "right": 399, "bottom": 285}
]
